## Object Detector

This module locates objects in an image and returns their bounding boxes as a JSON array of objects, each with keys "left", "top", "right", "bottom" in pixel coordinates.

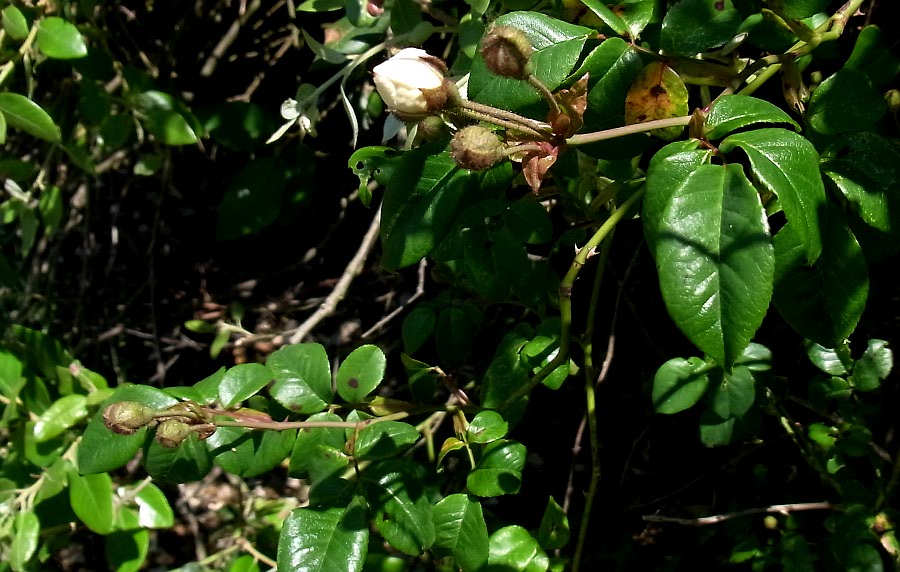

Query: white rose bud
[{"left": 373, "top": 48, "right": 453, "bottom": 121}]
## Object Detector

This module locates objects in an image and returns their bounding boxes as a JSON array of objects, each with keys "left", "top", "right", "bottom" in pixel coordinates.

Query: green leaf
[
  {"left": 135, "top": 91, "right": 200, "bottom": 145},
  {"left": 537, "top": 497, "right": 570, "bottom": 551},
  {"left": 336, "top": 344, "right": 386, "bottom": 402},
  {"left": 652, "top": 356, "right": 712, "bottom": 414},
  {"left": 216, "top": 158, "right": 287, "bottom": 240},
  {"left": 821, "top": 132, "right": 900, "bottom": 242},
  {"left": 0, "top": 93, "right": 62, "bottom": 142},
  {"left": 0, "top": 110, "right": 7, "bottom": 145},
  {"left": 487, "top": 526, "right": 549, "bottom": 572},
  {"left": 105, "top": 509, "right": 150, "bottom": 572},
  {"left": 660, "top": 0, "right": 741, "bottom": 56},
  {"left": 432, "top": 494, "right": 489, "bottom": 572},
  {"left": 2, "top": 6, "right": 29, "bottom": 40},
  {"left": 133, "top": 483, "right": 174, "bottom": 528},
  {"left": 709, "top": 366, "right": 755, "bottom": 418},
  {"left": 38, "top": 185, "right": 63, "bottom": 231},
  {"left": 480, "top": 326, "right": 532, "bottom": 417},
  {"left": 143, "top": 433, "right": 213, "bottom": 483},
  {"left": 657, "top": 164, "right": 774, "bottom": 369},
  {"left": 78, "top": 385, "right": 178, "bottom": 474},
  {"left": 362, "top": 461, "right": 434, "bottom": 555},
  {"left": 435, "top": 305, "right": 480, "bottom": 367},
  {"left": 402, "top": 306, "right": 436, "bottom": 355},
  {"left": 772, "top": 205, "right": 868, "bottom": 348},
  {"left": 206, "top": 425, "right": 296, "bottom": 477},
  {"left": 229, "top": 555, "right": 261, "bottom": 572},
  {"left": 845, "top": 26, "right": 900, "bottom": 87},
  {"left": 381, "top": 145, "right": 480, "bottom": 270},
  {"left": 36, "top": 17, "right": 87, "bottom": 59},
  {"left": 289, "top": 412, "right": 346, "bottom": 476},
  {"left": 503, "top": 200, "right": 553, "bottom": 244},
  {"left": 467, "top": 411, "right": 508, "bottom": 444},
  {"left": 469, "top": 12, "right": 591, "bottom": 117},
  {"left": 704, "top": 95, "right": 800, "bottom": 140},
  {"left": 10, "top": 511, "right": 40, "bottom": 571},
  {"left": 720, "top": 128, "right": 825, "bottom": 263},
  {"left": 467, "top": 440, "right": 526, "bottom": 497},
  {"left": 402, "top": 353, "right": 439, "bottom": 403},
  {"left": 298, "top": 0, "right": 344, "bottom": 11},
  {"left": 578, "top": 0, "right": 629, "bottom": 35},
  {"left": 68, "top": 471, "right": 115, "bottom": 534},
  {"left": 643, "top": 140, "right": 711, "bottom": 258},
  {"left": 806, "top": 342, "right": 848, "bottom": 376},
  {"left": 624, "top": 62, "right": 689, "bottom": 140},
  {"left": 33, "top": 394, "right": 87, "bottom": 442},
  {"left": 277, "top": 501, "right": 369, "bottom": 572},
  {"left": 355, "top": 421, "right": 419, "bottom": 461},
  {"left": 807, "top": 69, "right": 886, "bottom": 135},
  {"left": 850, "top": 339, "right": 892, "bottom": 392},
  {"left": 268, "top": 343, "right": 333, "bottom": 414},
  {"left": 699, "top": 409, "right": 737, "bottom": 447},
  {"left": 218, "top": 363, "right": 273, "bottom": 407}
]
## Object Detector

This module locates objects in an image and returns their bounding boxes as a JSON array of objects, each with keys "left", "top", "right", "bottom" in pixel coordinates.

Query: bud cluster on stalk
[{"left": 103, "top": 400, "right": 216, "bottom": 448}]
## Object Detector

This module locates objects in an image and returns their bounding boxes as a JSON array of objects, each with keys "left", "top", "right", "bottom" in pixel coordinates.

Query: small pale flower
[{"left": 373, "top": 48, "right": 450, "bottom": 120}]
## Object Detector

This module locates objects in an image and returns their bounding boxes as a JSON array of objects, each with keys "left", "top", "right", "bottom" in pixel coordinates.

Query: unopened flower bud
[
  {"left": 373, "top": 48, "right": 452, "bottom": 121},
  {"left": 103, "top": 401, "right": 158, "bottom": 435},
  {"left": 480, "top": 26, "right": 533, "bottom": 80},
  {"left": 450, "top": 126, "right": 505, "bottom": 171},
  {"left": 415, "top": 115, "right": 451, "bottom": 143},
  {"left": 155, "top": 419, "right": 192, "bottom": 448}
]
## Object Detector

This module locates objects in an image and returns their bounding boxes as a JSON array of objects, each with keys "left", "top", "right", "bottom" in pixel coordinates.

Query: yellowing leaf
[{"left": 624, "top": 62, "right": 689, "bottom": 140}]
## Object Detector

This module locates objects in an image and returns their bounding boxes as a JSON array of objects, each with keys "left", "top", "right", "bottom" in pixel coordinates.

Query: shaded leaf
[
  {"left": 807, "top": 69, "right": 886, "bottom": 135},
  {"left": 361, "top": 461, "right": 434, "bottom": 555},
  {"left": 467, "top": 440, "right": 526, "bottom": 497},
  {"left": 660, "top": 0, "right": 741, "bottom": 56},
  {"left": 652, "top": 356, "right": 711, "bottom": 414}
]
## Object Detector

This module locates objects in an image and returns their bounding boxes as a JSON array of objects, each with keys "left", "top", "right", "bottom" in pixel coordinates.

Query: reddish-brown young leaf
[
  {"left": 522, "top": 142, "right": 560, "bottom": 194},
  {"left": 548, "top": 73, "right": 589, "bottom": 136}
]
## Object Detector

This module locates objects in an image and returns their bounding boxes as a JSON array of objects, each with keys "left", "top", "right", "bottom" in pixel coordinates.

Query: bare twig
[
  {"left": 643, "top": 501, "right": 835, "bottom": 526},
  {"left": 201, "top": 0, "right": 262, "bottom": 77},
  {"left": 288, "top": 205, "right": 382, "bottom": 344},
  {"left": 361, "top": 258, "right": 427, "bottom": 339}
]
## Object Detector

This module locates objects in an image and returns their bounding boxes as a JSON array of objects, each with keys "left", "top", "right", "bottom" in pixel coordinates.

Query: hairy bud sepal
[
  {"left": 155, "top": 419, "right": 193, "bottom": 448},
  {"left": 103, "top": 401, "right": 158, "bottom": 435},
  {"left": 450, "top": 126, "right": 506, "bottom": 171},
  {"left": 373, "top": 48, "right": 453, "bottom": 120},
  {"left": 480, "top": 26, "right": 534, "bottom": 80}
]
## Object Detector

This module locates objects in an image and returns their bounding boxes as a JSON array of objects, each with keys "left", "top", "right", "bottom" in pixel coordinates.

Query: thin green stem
[
  {"left": 459, "top": 99, "right": 553, "bottom": 135},
  {"left": 0, "top": 19, "right": 39, "bottom": 89},
  {"left": 499, "top": 188, "right": 645, "bottom": 409},
  {"left": 566, "top": 117, "right": 691, "bottom": 147},
  {"left": 458, "top": 107, "right": 547, "bottom": 138},
  {"left": 527, "top": 74, "right": 561, "bottom": 117}
]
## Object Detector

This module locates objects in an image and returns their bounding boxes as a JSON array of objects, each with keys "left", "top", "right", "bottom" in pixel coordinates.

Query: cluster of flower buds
[{"left": 103, "top": 400, "right": 215, "bottom": 448}]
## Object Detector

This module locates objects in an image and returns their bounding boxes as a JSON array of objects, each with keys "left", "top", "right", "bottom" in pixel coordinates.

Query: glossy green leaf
[
  {"left": 807, "top": 69, "right": 886, "bottom": 135},
  {"left": 401, "top": 353, "right": 439, "bottom": 402},
  {"left": 277, "top": 501, "right": 369, "bottom": 572},
  {"left": 467, "top": 440, "right": 526, "bottom": 497},
  {"left": 850, "top": 339, "right": 892, "bottom": 392},
  {"left": 462, "top": 225, "right": 529, "bottom": 301},
  {"left": 33, "top": 394, "right": 87, "bottom": 442},
  {"left": 0, "top": 93, "right": 61, "bottom": 142},
  {"left": 432, "top": 494, "right": 489, "bottom": 572},
  {"left": 487, "top": 526, "right": 549, "bottom": 572},
  {"left": 289, "top": 412, "right": 346, "bottom": 476},
  {"left": 336, "top": 344, "right": 386, "bottom": 402},
  {"left": 469, "top": 12, "right": 591, "bottom": 116},
  {"left": 106, "top": 508, "right": 150, "bottom": 572},
  {"left": 69, "top": 471, "right": 115, "bottom": 534},
  {"left": 698, "top": 409, "right": 737, "bottom": 447},
  {"left": 143, "top": 432, "right": 213, "bottom": 483},
  {"left": 132, "top": 482, "right": 174, "bottom": 528},
  {"left": 720, "top": 128, "right": 825, "bottom": 263},
  {"left": 268, "top": 343, "right": 332, "bottom": 414},
  {"left": 704, "top": 95, "right": 800, "bottom": 140},
  {"left": 660, "top": 0, "right": 741, "bottom": 56},
  {"left": 772, "top": 205, "right": 868, "bottom": 348},
  {"left": 362, "top": 461, "right": 434, "bottom": 555},
  {"left": 845, "top": 26, "right": 900, "bottom": 87},
  {"left": 10, "top": 511, "right": 40, "bottom": 571},
  {"left": 78, "top": 385, "right": 178, "bottom": 475},
  {"left": 537, "top": 497, "right": 570, "bottom": 551},
  {"left": 624, "top": 62, "right": 689, "bottom": 140},
  {"left": 298, "top": 0, "right": 343, "bottom": 11},
  {"left": 657, "top": 163, "right": 774, "bottom": 369},
  {"left": 642, "top": 140, "right": 711, "bottom": 258},
  {"left": 821, "top": 132, "right": 900, "bottom": 241},
  {"left": 578, "top": 0, "right": 628, "bottom": 35},
  {"left": 354, "top": 421, "right": 419, "bottom": 461},
  {"left": 2, "top": 6, "right": 29, "bottom": 40},
  {"left": 579, "top": 38, "right": 649, "bottom": 159},
  {"left": 349, "top": 146, "right": 401, "bottom": 203},
  {"left": 37, "top": 17, "right": 87, "bottom": 59},
  {"left": 709, "top": 366, "right": 755, "bottom": 418},
  {"left": 467, "top": 411, "right": 508, "bottom": 444},
  {"left": 206, "top": 425, "right": 296, "bottom": 477},
  {"left": 806, "top": 342, "right": 848, "bottom": 376},
  {"left": 480, "top": 326, "right": 532, "bottom": 417},
  {"left": 381, "top": 145, "right": 480, "bottom": 270},
  {"left": 402, "top": 306, "right": 436, "bottom": 355},
  {"left": 228, "top": 555, "right": 261, "bottom": 572},
  {"left": 218, "top": 363, "right": 273, "bottom": 407},
  {"left": 0, "top": 110, "right": 7, "bottom": 144},
  {"left": 652, "top": 356, "right": 712, "bottom": 414}
]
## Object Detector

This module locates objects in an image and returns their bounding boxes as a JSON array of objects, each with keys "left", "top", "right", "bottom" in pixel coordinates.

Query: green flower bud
[
  {"left": 480, "top": 26, "right": 533, "bottom": 80},
  {"left": 450, "top": 126, "right": 505, "bottom": 171},
  {"left": 155, "top": 419, "right": 192, "bottom": 448},
  {"left": 103, "top": 401, "right": 158, "bottom": 435}
]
